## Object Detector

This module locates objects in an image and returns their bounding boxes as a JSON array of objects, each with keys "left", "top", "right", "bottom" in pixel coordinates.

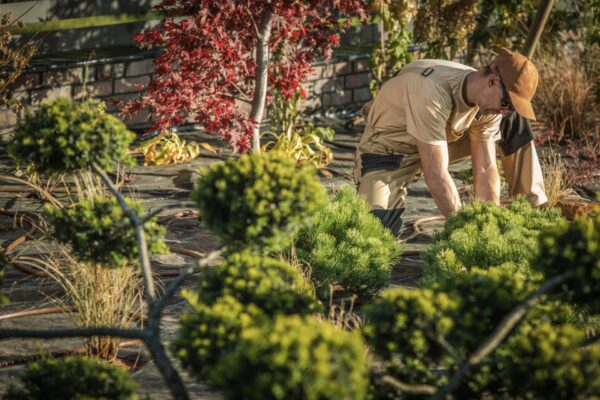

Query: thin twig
[
  {"left": 381, "top": 375, "right": 436, "bottom": 395},
  {"left": 0, "top": 326, "right": 147, "bottom": 341}
]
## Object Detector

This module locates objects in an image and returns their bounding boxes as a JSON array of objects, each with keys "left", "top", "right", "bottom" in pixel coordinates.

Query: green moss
[
  {"left": 2, "top": 355, "right": 139, "bottom": 400},
  {"left": 192, "top": 151, "right": 327, "bottom": 252},
  {"left": 211, "top": 315, "right": 369, "bottom": 400},
  {"left": 292, "top": 185, "right": 402, "bottom": 300},
  {"left": 44, "top": 197, "right": 168, "bottom": 268},
  {"left": 9, "top": 98, "right": 135, "bottom": 174}
]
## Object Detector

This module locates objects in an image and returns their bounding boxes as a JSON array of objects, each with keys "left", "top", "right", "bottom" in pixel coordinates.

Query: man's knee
[{"left": 371, "top": 208, "right": 405, "bottom": 237}]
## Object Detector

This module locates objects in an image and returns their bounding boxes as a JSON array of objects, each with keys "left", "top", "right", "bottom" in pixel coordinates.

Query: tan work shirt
[{"left": 359, "top": 59, "right": 502, "bottom": 154}]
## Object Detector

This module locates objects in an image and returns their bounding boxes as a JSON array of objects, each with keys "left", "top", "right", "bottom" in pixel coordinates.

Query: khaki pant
[{"left": 353, "top": 133, "right": 547, "bottom": 236}]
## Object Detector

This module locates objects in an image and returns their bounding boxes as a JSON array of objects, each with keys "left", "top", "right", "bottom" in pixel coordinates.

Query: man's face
[{"left": 479, "top": 69, "right": 513, "bottom": 118}]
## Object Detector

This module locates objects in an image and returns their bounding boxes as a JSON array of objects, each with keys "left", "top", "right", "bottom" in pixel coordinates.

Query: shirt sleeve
[
  {"left": 403, "top": 76, "right": 453, "bottom": 146},
  {"left": 469, "top": 113, "right": 502, "bottom": 141}
]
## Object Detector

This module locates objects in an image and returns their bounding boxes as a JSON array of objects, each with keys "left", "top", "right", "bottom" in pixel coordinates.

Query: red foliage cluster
[{"left": 122, "top": 0, "right": 368, "bottom": 152}]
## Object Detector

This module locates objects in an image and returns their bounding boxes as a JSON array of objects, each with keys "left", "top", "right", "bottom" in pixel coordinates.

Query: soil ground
[{"left": 0, "top": 117, "right": 567, "bottom": 399}]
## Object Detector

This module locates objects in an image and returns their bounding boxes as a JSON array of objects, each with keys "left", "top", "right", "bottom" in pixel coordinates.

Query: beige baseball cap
[{"left": 494, "top": 47, "right": 539, "bottom": 121}]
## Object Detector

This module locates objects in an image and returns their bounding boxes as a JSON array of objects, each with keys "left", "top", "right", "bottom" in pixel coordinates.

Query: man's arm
[
  {"left": 415, "top": 139, "right": 462, "bottom": 217},
  {"left": 470, "top": 139, "right": 500, "bottom": 204}
]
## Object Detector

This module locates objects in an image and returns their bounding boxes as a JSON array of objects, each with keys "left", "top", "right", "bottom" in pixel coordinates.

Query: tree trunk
[
  {"left": 250, "top": 10, "right": 274, "bottom": 153},
  {"left": 522, "top": 0, "right": 556, "bottom": 59}
]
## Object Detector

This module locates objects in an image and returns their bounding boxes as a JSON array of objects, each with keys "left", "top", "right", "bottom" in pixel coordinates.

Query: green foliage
[
  {"left": 362, "top": 286, "right": 458, "bottom": 387},
  {"left": 292, "top": 185, "right": 402, "bottom": 300},
  {"left": 174, "top": 295, "right": 266, "bottom": 382},
  {"left": 192, "top": 250, "right": 320, "bottom": 315},
  {"left": 2, "top": 355, "right": 139, "bottom": 400},
  {"left": 211, "top": 315, "right": 369, "bottom": 400},
  {"left": 499, "top": 320, "right": 600, "bottom": 400},
  {"left": 8, "top": 98, "right": 135, "bottom": 174},
  {"left": 533, "top": 212, "right": 600, "bottom": 313},
  {"left": 421, "top": 198, "right": 563, "bottom": 284},
  {"left": 192, "top": 151, "right": 327, "bottom": 252},
  {"left": 44, "top": 197, "right": 168, "bottom": 268}
]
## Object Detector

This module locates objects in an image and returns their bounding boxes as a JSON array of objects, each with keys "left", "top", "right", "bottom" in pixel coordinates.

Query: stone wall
[{"left": 0, "top": 53, "right": 373, "bottom": 140}]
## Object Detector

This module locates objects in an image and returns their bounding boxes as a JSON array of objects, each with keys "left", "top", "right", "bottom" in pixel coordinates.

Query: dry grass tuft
[
  {"left": 43, "top": 244, "right": 145, "bottom": 361},
  {"left": 539, "top": 148, "right": 569, "bottom": 208}
]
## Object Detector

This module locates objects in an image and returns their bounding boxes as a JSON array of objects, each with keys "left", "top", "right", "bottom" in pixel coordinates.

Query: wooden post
[{"left": 522, "top": 0, "right": 556, "bottom": 59}]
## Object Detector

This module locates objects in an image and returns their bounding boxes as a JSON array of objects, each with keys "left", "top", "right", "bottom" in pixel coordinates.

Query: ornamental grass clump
[
  {"left": 2, "top": 355, "right": 139, "bottom": 400},
  {"left": 210, "top": 315, "right": 369, "bottom": 400},
  {"left": 421, "top": 198, "right": 562, "bottom": 284},
  {"left": 192, "top": 151, "right": 326, "bottom": 252},
  {"left": 8, "top": 97, "right": 135, "bottom": 174},
  {"left": 291, "top": 185, "right": 402, "bottom": 300},
  {"left": 44, "top": 197, "right": 168, "bottom": 268}
]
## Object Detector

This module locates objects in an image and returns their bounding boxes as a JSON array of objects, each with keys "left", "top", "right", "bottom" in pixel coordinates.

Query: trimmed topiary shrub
[
  {"left": 174, "top": 295, "right": 266, "bottom": 382},
  {"left": 44, "top": 197, "right": 168, "bottom": 268},
  {"left": 498, "top": 320, "right": 600, "bottom": 400},
  {"left": 8, "top": 97, "right": 135, "bottom": 174},
  {"left": 210, "top": 315, "right": 369, "bottom": 400},
  {"left": 533, "top": 212, "right": 600, "bottom": 313},
  {"left": 191, "top": 151, "right": 327, "bottom": 252},
  {"left": 421, "top": 198, "right": 562, "bottom": 284},
  {"left": 291, "top": 185, "right": 402, "bottom": 300},
  {"left": 362, "top": 286, "right": 458, "bottom": 388},
  {"left": 192, "top": 249, "right": 320, "bottom": 315},
  {"left": 2, "top": 355, "right": 139, "bottom": 400}
]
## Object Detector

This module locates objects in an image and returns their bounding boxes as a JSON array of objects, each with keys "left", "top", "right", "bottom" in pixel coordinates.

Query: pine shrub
[
  {"left": 211, "top": 315, "right": 369, "bottom": 400},
  {"left": 192, "top": 249, "right": 320, "bottom": 315},
  {"left": 8, "top": 98, "right": 135, "bottom": 174},
  {"left": 191, "top": 151, "right": 326, "bottom": 252},
  {"left": 533, "top": 211, "right": 600, "bottom": 313},
  {"left": 44, "top": 197, "right": 168, "bottom": 268},
  {"left": 292, "top": 185, "right": 402, "bottom": 300},
  {"left": 174, "top": 295, "right": 266, "bottom": 382},
  {"left": 498, "top": 320, "right": 600, "bottom": 399},
  {"left": 421, "top": 198, "right": 562, "bottom": 284},
  {"left": 2, "top": 355, "right": 139, "bottom": 400},
  {"left": 362, "top": 286, "right": 458, "bottom": 387}
]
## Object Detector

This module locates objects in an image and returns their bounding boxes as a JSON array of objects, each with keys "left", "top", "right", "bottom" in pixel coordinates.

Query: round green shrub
[
  {"left": 362, "top": 286, "right": 458, "bottom": 388},
  {"left": 2, "top": 355, "right": 139, "bottom": 400},
  {"left": 211, "top": 315, "right": 369, "bottom": 400},
  {"left": 498, "top": 320, "right": 600, "bottom": 399},
  {"left": 44, "top": 197, "right": 168, "bottom": 268},
  {"left": 174, "top": 295, "right": 266, "bottom": 381},
  {"left": 191, "top": 151, "right": 326, "bottom": 251},
  {"left": 421, "top": 198, "right": 563, "bottom": 284},
  {"left": 533, "top": 212, "right": 600, "bottom": 313},
  {"left": 291, "top": 185, "right": 402, "bottom": 300},
  {"left": 193, "top": 249, "right": 320, "bottom": 315},
  {"left": 8, "top": 97, "right": 135, "bottom": 174}
]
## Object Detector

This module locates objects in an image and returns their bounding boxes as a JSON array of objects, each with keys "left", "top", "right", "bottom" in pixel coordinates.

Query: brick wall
[{"left": 0, "top": 54, "right": 373, "bottom": 140}]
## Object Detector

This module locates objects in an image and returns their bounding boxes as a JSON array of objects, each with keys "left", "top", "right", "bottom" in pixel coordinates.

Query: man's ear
[{"left": 488, "top": 74, "right": 501, "bottom": 88}]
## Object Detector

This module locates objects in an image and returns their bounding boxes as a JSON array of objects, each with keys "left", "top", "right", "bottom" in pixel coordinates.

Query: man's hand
[
  {"left": 416, "top": 139, "right": 462, "bottom": 217},
  {"left": 470, "top": 139, "right": 500, "bottom": 204}
]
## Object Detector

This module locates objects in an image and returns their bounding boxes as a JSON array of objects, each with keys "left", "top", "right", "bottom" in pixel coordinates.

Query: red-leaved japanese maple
[{"left": 122, "top": 0, "right": 368, "bottom": 153}]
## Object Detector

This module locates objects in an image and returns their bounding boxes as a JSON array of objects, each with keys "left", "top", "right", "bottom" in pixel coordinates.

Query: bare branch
[
  {"left": 92, "top": 163, "right": 156, "bottom": 302},
  {"left": 242, "top": 2, "right": 261, "bottom": 37},
  {"left": 0, "top": 326, "right": 147, "bottom": 341},
  {"left": 149, "top": 248, "right": 222, "bottom": 321},
  {"left": 381, "top": 375, "right": 436, "bottom": 395}
]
